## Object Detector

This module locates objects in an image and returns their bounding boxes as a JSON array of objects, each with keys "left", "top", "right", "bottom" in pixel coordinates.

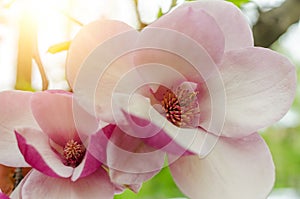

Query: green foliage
[
  {"left": 263, "top": 46, "right": 300, "bottom": 190},
  {"left": 185, "top": 0, "right": 250, "bottom": 7},
  {"left": 263, "top": 126, "right": 300, "bottom": 190},
  {"left": 156, "top": 0, "right": 177, "bottom": 19},
  {"left": 114, "top": 167, "right": 185, "bottom": 199},
  {"left": 226, "top": 0, "right": 250, "bottom": 7},
  {"left": 157, "top": 7, "right": 164, "bottom": 19},
  {"left": 156, "top": 0, "right": 250, "bottom": 21},
  {"left": 48, "top": 41, "right": 71, "bottom": 54}
]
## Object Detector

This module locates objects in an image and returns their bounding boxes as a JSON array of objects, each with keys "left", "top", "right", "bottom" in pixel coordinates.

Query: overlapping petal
[
  {"left": 169, "top": 133, "right": 274, "bottom": 199},
  {"left": 133, "top": 26, "right": 220, "bottom": 91},
  {"left": 31, "top": 91, "right": 79, "bottom": 146},
  {"left": 70, "top": 124, "right": 115, "bottom": 181},
  {"left": 68, "top": 20, "right": 140, "bottom": 123},
  {"left": 112, "top": 93, "right": 219, "bottom": 156},
  {"left": 66, "top": 20, "right": 134, "bottom": 87},
  {"left": 149, "top": 2, "right": 225, "bottom": 63},
  {"left": 181, "top": 0, "right": 253, "bottom": 51},
  {"left": 217, "top": 47, "right": 296, "bottom": 137},
  {"left": 0, "top": 89, "right": 117, "bottom": 197},
  {"left": 20, "top": 169, "right": 114, "bottom": 199},
  {"left": 61, "top": 1, "right": 297, "bottom": 199},
  {"left": 106, "top": 127, "right": 165, "bottom": 186},
  {"left": 15, "top": 128, "right": 73, "bottom": 178},
  {"left": 70, "top": 150, "right": 101, "bottom": 182},
  {"left": 0, "top": 91, "right": 38, "bottom": 167}
]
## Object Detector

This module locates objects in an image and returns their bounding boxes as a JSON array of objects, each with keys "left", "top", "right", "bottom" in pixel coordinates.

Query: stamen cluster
[
  {"left": 161, "top": 86, "right": 200, "bottom": 128},
  {"left": 63, "top": 139, "right": 86, "bottom": 167}
]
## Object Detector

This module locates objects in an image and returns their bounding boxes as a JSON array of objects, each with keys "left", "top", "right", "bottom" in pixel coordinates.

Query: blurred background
[{"left": 0, "top": 0, "right": 299, "bottom": 198}]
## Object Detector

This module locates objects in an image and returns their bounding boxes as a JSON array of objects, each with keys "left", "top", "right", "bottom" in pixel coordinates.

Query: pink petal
[
  {"left": 181, "top": 0, "right": 253, "bottom": 51},
  {"left": 71, "top": 124, "right": 116, "bottom": 181},
  {"left": 0, "top": 190, "right": 9, "bottom": 199},
  {"left": 134, "top": 25, "right": 220, "bottom": 93},
  {"left": 0, "top": 91, "right": 38, "bottom": 167},
  {"left": 15, "top": 128, "right": 73, "bottom": 178},
  {"left": 70, "top": 21, "right": 140, "bottom": 123},
  {"left": 106, "top": 127, "right": 165, "bottom": 186},
  {"left": 169, "top": 133, "right": 275, "bottom": 199},
  {"left": 112, "top": 93, "right": 219, "bottom": 157},
  {"left": 113, "top": 183, "right": 141, "bottom": 194},
  {"left": 72, "top": 98, "right": 100, "bottom": 139},
  {"left": 149, "top": 3, "right": 225, "bottom": 63},
  {"left": 45, "top": 89, "right": 73, "bottom": 96},
  {"left": 31, "top": 91, "right": 78, "bottom": 146},
  {"left": 71, "top": 151, "right": 101, "bottom": 181},
  {"left": 21, "top": 169, "right": 114, "bottom": 199},
  {"left": 85, "top": 124, "right": 115, "bottom": 165},
  {"left": 66, "top": 19, "right": 135, "bottom": 88},
  {"left": 218, "top": 47, "right": 296, "bottom": 137},
  {"left": 71, "top": 124, "right": 115, "bottom": 181}
]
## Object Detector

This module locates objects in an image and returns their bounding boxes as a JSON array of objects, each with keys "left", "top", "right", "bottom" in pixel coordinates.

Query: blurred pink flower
[
  {"left": 0, "top": 91, "right": 115, "bottom": 199},
  {"left": 0, "top": 189, "right": 9, "bottom": 199},
  {"left": 66, "top": 1, "right": 296, "bottom": 199}
]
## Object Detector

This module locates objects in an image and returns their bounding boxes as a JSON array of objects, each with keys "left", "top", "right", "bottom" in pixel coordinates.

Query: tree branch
[
  {"left": 15, "top": 2, "right": 49, "bottom": 91},
  {"left": 253, "top": 0, "right": 300, "bottom": 47},
  {"left": 15, "top": 3, "right": 35, "bottom": 91},
  {"left": 133, "top": 0, "right": 147, "bottom": 30}
]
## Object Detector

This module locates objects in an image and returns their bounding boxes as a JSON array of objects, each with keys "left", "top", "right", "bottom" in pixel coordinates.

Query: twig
[
  {"left": 33, "top": 47, "right": 49, "bottom": 91},
  {"left": 253, "top": 0, "right": 300, "bottom": 47},
  {"left": 133, "top": 0, "right": 147, "bottom": 30}
]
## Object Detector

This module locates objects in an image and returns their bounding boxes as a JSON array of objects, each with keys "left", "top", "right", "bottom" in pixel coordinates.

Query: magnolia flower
[
  {"left": 0, "top": 90, "right": 116, "bottom": 199},
  {"left": 66, "top": 1, "right": 296, "bottom": 199},
  {"left": 0, "top": 189, "right": 10, "bottom": 199}
]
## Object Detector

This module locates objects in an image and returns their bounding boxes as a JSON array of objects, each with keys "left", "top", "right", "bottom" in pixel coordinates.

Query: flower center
[
  {"left": 63, "top": 139, "right": 85, "bottom": 168},
  {"left": 161, "top": 86, "right": 200, "bottom": 128}
]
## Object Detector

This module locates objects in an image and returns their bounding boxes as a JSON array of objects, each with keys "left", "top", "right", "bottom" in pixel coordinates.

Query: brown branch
[
  {"left": 133, "top": 0, "right": 147, "bottom": 30},
  {"left": 15, "top": 2, "right": 49, "bottom": 91},
  {"left": 253, "top": 0, "right": 300, "bottom": 47},
  {"left": 15, "top": 4, "right": 35, "bottom": 91},
  {"left": 33, "top": 47, "right": 49, "bottom": 91}
]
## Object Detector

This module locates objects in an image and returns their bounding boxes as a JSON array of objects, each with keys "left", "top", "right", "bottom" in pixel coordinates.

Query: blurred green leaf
[
  {"left": 262, "top": 125, "right": 300, "bottom": 189},
  {"left": 185, "top": 0, "right": 250, "bottom": 6},
  {"left": 48, "top": 41, "right": 71, "bottom": 54},
  {"left": 157, "top": 0, "right": 178, "bottom": 19},
  {"left": 226, "top": 0, "right": 250, "bottom": 7},
  {"left": 157, "top": 7, "right": 163, "bottom": 18}
]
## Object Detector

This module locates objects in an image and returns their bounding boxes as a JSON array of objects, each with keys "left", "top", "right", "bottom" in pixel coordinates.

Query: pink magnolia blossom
[
  {"left": 0, "top": 189, "right": 9, "bottom": 199},
  {"left": 0, "top": 90, "right": 116, "bottom": 199},
  {"left": 66, "top": 1, "right": 296, "bottom": 199}
]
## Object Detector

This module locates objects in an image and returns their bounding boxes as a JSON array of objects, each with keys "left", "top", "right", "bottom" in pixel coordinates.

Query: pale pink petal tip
[
  {"left": 169, "top": 133, "right": 275, "bottom": 199},
  {"left": 15, "top": 128, "right": 73, "bottom": 178}
]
